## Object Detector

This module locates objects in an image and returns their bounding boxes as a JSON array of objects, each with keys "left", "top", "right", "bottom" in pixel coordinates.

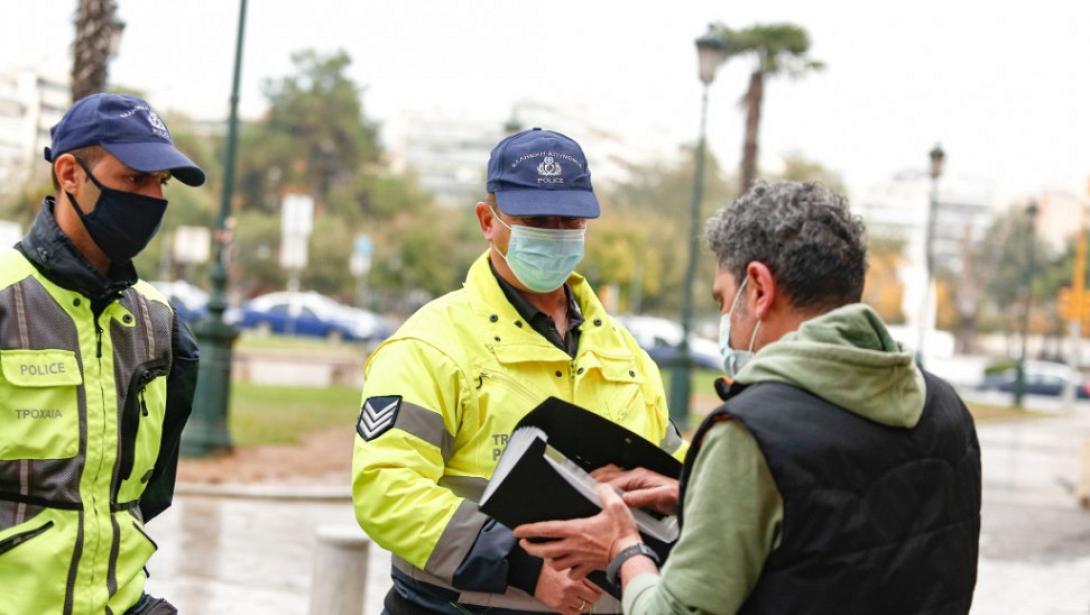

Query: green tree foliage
[
  {"left": 712, "top": 22, "right": 824, "bottom": 193},
  {"left": 231, "top": 209, "right": 285, "bottom": 296},
  {"left": 590, "top": 148, "right": 735, "bottom": 317},
  {"left": 221, "top": 48, "right": 456, "bottom": 309},
  {"left": 961, "top": 205, "right": 1065, "bottom": 337},
  {"left": 862, "top": 235, "right": 907, "bottom": 325},
  {"left": 775, "top": 152, "right": 845, "bottom": 194},
  {"left": 236, "top": 49, "right": 381, "bottom": 214},
  {"left": 0, "top": 174, "right": 53, "bottom": 228}
]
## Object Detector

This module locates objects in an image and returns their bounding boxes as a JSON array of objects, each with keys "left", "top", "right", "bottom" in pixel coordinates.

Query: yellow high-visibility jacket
[
  {"left": 0, "top": 202, "right": 197, "bottom": 615},
  {"left": 352, "top": 251, "right": 685, "bottom": 613}
]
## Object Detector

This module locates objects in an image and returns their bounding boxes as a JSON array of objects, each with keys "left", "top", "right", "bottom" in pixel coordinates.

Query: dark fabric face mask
[{"left": 66, "top": 158, "right": 169, "bottom": 264}]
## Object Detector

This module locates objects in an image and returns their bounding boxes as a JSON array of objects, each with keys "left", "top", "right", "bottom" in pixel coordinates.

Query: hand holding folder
[{"left": 478, "top": 397, "right": 682, "bottom": 598}]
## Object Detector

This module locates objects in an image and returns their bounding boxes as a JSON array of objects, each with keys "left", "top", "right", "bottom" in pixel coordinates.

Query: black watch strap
[{"left": 606, "top": 542, "right": 660, "bottom": 585}]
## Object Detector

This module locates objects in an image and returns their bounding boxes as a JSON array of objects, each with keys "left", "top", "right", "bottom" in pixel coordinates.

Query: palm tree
[
  {"left": 714, "top": 23, "right": 824, "bottom": 193},
  {"left": 71, "top": 0, "right": 124, "bottom": 102}
]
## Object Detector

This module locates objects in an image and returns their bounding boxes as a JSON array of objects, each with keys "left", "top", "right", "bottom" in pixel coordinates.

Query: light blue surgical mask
[
  {"left": 492, "top": 209, "right": 585, "bottom": 293},
  {"left": 719, "top": 277, "right": 762, "bottom": 378}
]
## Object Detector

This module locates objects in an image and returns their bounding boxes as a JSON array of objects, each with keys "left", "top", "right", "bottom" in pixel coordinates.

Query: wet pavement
[
  {"left": 144, "top": 395, "right": 1090, "bottom": 614},
  {"left": 970, "top": 396, "right": 1090, "bottom": 614},
  {"left": 144, "top": 495, "right": 393, "bottom": 614}
]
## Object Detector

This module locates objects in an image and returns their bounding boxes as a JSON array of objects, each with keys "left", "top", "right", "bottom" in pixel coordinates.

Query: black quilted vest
[{"left": 680, "top": 371, "right": 981, "bottom": 615}]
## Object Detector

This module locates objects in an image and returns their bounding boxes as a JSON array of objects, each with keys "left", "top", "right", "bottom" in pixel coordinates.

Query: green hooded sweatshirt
[{"left": 623, "top": 304, "right": 927, "bottom": 615}]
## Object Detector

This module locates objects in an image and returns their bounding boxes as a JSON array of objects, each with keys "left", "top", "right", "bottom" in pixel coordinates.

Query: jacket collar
[
  {"left": 17, "top": 197, "right": 138, "bottom": 306},
  {"left": 464, "top": 250, "right": 631, "bottom": 365}
]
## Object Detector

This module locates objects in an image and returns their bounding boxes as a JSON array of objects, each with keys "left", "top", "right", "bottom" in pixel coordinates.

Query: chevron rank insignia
[{"left": 358, "top": 395, "right": 402, "bottom": 441}]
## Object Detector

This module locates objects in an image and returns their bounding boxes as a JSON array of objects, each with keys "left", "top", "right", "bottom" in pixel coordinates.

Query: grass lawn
[
  {"left": 964, "top": 401, "right": 1037, "bottom": 422},
  {"left": 659, "top": 368, "right": 723, "bottom": 401},
  {"left": 662, "top": 368, "right": 1036, "bottom": 425},
  {"left": 234, "top": 331, "right": 368, "bottom": 358},
  {"left": 228, "top": 380, "right": 360, "bottom": 447}
]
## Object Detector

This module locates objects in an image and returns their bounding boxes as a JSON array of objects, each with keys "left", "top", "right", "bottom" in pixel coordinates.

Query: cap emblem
[
  {"left": 537, "top": 155, "right": 562, "bottom": 177},
  {"left": 146, "top": 111, "right": 169, "bottom": 139}
]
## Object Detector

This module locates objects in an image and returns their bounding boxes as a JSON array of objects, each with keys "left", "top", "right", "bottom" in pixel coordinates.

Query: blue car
[
  {"left": 617, "top": 315, "right": 723, "bottom": 371},
  {"left": 237, "top": 291, "right": 391, "bottom": 343},
  {"left": 151, "top": 280, "right": 209, "bottom": 325},
  {"left": 977, "top": 361, "right": 1090, "bottom": 399}
]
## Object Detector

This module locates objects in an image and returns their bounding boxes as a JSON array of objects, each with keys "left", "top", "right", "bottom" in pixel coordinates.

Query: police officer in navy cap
[
  {"left": 352, "top": 128, "right": 687, "bottom": 615},
  {"left": 0, "top": 92, "right": 205, "bottom": 614}
]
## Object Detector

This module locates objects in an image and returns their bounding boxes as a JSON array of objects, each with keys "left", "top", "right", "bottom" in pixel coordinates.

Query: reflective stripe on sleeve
[
  {"left": 395, "top": 401, "right": 456, "bottom": 462},
  {"left": 422, "top": 499, "right": 489, "bottom": 580}
]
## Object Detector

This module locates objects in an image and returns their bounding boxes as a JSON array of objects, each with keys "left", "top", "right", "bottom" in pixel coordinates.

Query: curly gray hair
[{"left": 704, "top": 181, "right": 867, "bottom": 310}]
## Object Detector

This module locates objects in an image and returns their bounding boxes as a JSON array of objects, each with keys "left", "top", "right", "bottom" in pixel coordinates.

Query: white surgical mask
[
  {"left": 491, "top": 209, "right": 585, "bottom": 293},
  {"left": 719, "top": 277, "right": 761, "bottom": 378}
]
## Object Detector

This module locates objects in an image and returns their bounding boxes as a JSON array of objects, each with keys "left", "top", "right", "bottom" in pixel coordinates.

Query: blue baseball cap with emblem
[
  {"left": 486, "top": 127, "right": 599, "bottom": 219},
  {"left": 44, "top": 93, "right": 205, "bottom": 187}
]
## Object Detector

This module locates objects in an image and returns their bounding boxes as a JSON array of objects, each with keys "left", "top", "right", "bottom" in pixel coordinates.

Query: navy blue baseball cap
[
  {"left": 486, "top": 128, "right": 599, "bottom": 219},
  {"left": 44, "top": 93, "right": 205, "bottom": 187}
]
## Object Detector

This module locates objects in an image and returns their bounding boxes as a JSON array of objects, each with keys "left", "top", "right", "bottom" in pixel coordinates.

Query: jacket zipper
[
  {"left": 117, "top": 358, "right": 170, "bottom": 483},
  {"left": 478, "top": 368, "right": 543, "bottom": 405},
  {"left": 88, "top": 306, "right": 109, "bottom": 595}
]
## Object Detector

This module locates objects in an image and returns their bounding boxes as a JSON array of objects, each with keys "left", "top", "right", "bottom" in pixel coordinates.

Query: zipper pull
[
  {"left": 95, "top": 324, "right": 103, "bottom": 358},
  {"left": 140, "top": 393, "right": 148, "bottom": 417}
]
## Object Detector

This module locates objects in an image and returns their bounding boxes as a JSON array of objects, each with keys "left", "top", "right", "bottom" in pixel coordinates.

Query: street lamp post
[
  {"left": 1013, "top": 200, "right": 1040, "bottom": 408},
  {"left": 180, "top": 0, "right": 248, "bottom": 456},
  {"left": 916, "top": 143, "right": 945, "bottom": 366},
  {"left": 667, "top": 26, "right": 726, "bottom": 429}
]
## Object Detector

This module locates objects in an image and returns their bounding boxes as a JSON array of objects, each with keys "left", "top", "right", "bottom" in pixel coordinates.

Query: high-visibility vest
[
  {"left": 0, "top": 248, "right": 173, "bottom": 614},
  {"left": 352, "top": 251, "right": 685, "bottom": 613}
]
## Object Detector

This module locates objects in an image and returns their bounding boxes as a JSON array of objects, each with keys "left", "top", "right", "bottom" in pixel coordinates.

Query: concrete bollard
[
  {"left": 309, "top": 526, "right": 371, "bottom": 615},
  {"left": 1078, "top": 439, "right": 1090, "bottom": 510}
]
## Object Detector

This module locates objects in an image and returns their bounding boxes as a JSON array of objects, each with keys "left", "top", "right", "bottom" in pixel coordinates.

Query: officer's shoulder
[
  {"left": 392, "top": 287, "right": 472, "bottom": 338},
  {"left": 132, "top": 279, "right": 171, "bottom": 306},
  {"left": 0, "top": 248, "right": 36, "bottom": 290},
  {"left": 597, "top": 314, "right": 647, "bottom": 351}
]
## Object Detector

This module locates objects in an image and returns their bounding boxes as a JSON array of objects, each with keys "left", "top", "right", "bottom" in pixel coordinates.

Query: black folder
[
  {"left": 478, "top": 397, "right": 681, "bottom": 599},
  {"left": 513, "top": 396, "right": 682, "bottom": 478}
]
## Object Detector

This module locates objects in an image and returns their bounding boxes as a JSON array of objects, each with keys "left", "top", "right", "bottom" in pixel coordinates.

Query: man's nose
[{"left": 142, "top": 184, "right": 165, "bottom": 200}]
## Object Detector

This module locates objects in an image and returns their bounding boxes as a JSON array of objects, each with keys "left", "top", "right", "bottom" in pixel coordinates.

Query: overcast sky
[{"left": 4, "top": 1, "right": 1088, "bottom": 199}]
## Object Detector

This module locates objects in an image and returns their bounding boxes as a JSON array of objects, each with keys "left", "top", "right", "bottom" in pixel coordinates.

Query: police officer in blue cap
[
  {"left": 353, "top": 128, "right": 686, "bottom": 615},
  {"left": 0, "top": 93, "right": 205, "bottom": 614}
]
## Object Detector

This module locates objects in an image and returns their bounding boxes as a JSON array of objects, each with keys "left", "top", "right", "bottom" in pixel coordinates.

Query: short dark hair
[
  {"left": 704, "top": 180, "right": 868, "bottom": 311},
  {"left": 50, "top": 145, "right": 107, "bottom": 191}
]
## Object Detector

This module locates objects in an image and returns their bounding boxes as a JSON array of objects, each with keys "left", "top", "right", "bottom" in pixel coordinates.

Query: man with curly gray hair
[{"left": 516, "top": 181, "right": 981, "bottom": 614}]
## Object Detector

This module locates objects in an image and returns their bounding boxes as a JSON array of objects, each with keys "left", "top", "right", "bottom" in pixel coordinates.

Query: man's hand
[
  {"left": 532, "top": 564, "right": 604, "bottom": 615},
  {"left": 591, "top": 465, "right": 680, "bottom": 515},
  {"left": 516, "top": 484, "right": 642, "bottom": 579}
]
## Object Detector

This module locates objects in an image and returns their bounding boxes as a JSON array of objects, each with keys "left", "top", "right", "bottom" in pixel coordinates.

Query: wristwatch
[{"left": 606, "top": 542, "right": 660, "bottom": 585}]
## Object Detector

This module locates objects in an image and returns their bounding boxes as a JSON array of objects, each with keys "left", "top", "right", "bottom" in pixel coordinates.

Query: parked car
[
  {"left": 977, "top": 360, "right": 1090, "bottom": 399},
  {"left": 237, "top": 291, "right": 392, "bottom": 343},
  {"left": 616, "top": 315, "right": 722, "bottom": 371},
  {"left": 150, "top": 280, "right": 209, "bottom": 324}
]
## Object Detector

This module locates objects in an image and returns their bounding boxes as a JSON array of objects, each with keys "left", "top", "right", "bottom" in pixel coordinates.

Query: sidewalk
[
  {"left": 144, "top": 495, "right": 390, "bottom": 615},
  {"left": 143, "top": 398, "right": 1090, "bottom": 614},
  {"left": 970, "top": 403, "right": 1090, "bottom": 614}
]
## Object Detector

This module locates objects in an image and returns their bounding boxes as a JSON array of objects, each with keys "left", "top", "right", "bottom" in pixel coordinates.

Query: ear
[
  {"left": 53, "top": 154, "right": 83, "bottom": 194},
  {"left": 745, "top": 261, "right": 777, "bottom": 320},
  {"left": 475, "top": 201, "right": 496, "bottom": 239}
]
